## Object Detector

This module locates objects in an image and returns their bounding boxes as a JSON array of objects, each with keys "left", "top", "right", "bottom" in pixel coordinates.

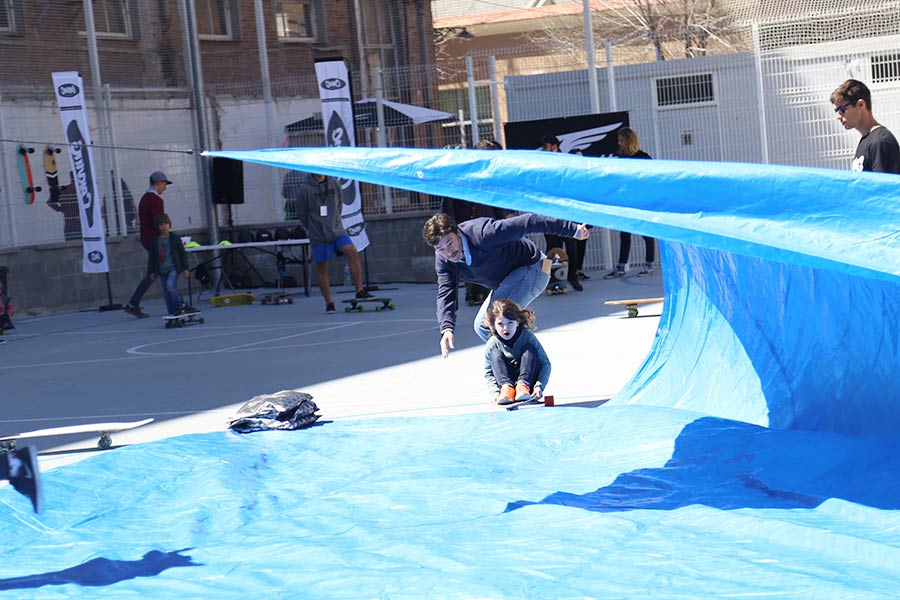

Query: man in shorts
[{"left": 282, "top": 171, "right": 372, "bottom": 313}]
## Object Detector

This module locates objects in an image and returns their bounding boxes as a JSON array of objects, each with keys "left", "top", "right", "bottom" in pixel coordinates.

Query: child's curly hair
[{"left": 483, "top": 298, "right": 536, "bottom": 335}]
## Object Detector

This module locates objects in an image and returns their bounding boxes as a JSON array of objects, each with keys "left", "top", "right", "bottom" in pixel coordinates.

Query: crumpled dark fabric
[{"left": 228, "top": 390, "right": 320, "bottom": 434}]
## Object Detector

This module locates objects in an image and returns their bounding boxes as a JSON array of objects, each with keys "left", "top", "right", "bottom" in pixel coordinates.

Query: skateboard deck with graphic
[
  {"left": 16, "top": 145, "right": 42, "bottom": 204},
  {"left": 342, "top": 297, "right": 394, "bottom": 312},
  {"left": 210, "top": 292, "right": 255, "bottom": 307},
  {"left": 545, "top": 247, "right": 569, "bottom": 296},
  {"left": 43, "top": 145, "right": 61, "bottom": 193},
  {"left": 163, "top": 311, "right": 204, "bottom": 328},
  {"left": 0, "top": 418, "right": 155, "bottom": 451},
  {"left": 604, "top": 297, "right": 665, "bottom": 318}
]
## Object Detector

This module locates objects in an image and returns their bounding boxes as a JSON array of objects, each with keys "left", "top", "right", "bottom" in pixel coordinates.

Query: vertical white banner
[
  {"left": 52, "top": 71, "right": 109, "bottom": 273},
  {"left": 314, "top": 59, "right": 370, "bottom": 251}
]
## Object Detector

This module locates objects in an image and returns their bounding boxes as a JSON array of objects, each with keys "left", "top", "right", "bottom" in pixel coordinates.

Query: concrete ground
[{"left": 1, "top": 270, "right": 664, "bottom": 471}]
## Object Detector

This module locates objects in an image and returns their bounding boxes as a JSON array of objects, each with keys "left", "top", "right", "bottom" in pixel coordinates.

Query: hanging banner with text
[
  {"left": 314, "top": 59, "right": 369, "bottom": 251},
  {"left": 52, "top": 70, "right": 109, "bottom": 273}
]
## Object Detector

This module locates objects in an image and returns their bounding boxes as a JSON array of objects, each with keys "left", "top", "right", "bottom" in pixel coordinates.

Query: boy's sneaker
[
  {"left": 636, "top": 264, "right": 654, "bottom": 277},
  {"left": 4, "top": 446, "right": 43, "bottom": 513},
  {"left": 497, "top": 384, "right": 517, "bottom": 405},
  {"left": 603, "top": 269, "right": 626, "bottom": 279},
  {"left": 515, "top": 382, "right": 532, "bottom": 401},
  {"left": 577, "top": 270, "right": 591, "bottom": 280},
  {"left": 181, "top": 304, "right": 200, "bottom": 314},
  {"left": 355, "top": 289, "right": 374, "bottom": 299},
  {"left": 124, "top": 305, "right": 150, "bottom": 318},
  {"left": 325, "top": 303, "right": 336, "bottom": 314}
]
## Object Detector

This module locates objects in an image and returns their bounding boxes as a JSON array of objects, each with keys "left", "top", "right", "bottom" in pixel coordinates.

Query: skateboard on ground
[
  {"left": 604, "top": 297, "right": 665, "bottom": 318},
  {"left": 43, "top": 144, "right": 61, "bottom": 193},
  {"left": 342, "top": 297, "right": 395, "bottom": 312},
  {"left": 16, "top": 145, "right": 42, "bottom": 204},
  {"left": 0, "top": 418, "right": 154, "bottom": 451},
  {"left": 545, "top": 247, "right": 569, "bottom": 296},
  {"left": 503, "top": 394, "right": 556, "bottom": 411},
  {"left": 261, "top": 292, "right": 298, "bottom": 305},
  {"left": 210, "top": 292, "right": 255, "bottom": 307},
  {"left": 163, "top": 311, "right": 204, "bottom": 328}
]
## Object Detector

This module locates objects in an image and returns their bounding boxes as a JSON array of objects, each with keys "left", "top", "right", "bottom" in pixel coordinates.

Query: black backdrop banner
[{"left": 503, "top": 112, "right": 630, "bottom": 156}]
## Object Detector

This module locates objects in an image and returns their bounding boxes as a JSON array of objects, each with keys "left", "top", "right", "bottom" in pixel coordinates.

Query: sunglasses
[{"left": 834, "top": 101, "right": 854, "bottom": 115}]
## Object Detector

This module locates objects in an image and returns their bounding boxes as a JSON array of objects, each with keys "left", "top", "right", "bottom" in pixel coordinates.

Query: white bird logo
[{"left": 545, "top": 122, "right": 624, "bottom": 154}]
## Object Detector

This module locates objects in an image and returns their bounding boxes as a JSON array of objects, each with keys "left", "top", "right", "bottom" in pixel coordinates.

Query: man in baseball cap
[{"left": 149, "top": 171, "right": 173, "bottom": 185}]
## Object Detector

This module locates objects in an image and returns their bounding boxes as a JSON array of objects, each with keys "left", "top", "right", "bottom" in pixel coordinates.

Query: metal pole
[
  {"left": 0, "top": 90, "right": 16, "bottom": 245},
  {"left": 606, "top": 40, "right": 618, "bottom": 112},
  {"left": 752, "top": 24, "right": 770, "bottom": 164},
  {"left": 253, "top": 0, "right": 282, "bottom": 219},
  {"left": 583, "top": 0, "right": 600, "bottom": 113},
  {"left": 374, "top": 67, "right": 393, "bottom": 213},
  {"left": 104, "top": 84, "right": 127, "bottom": 236},
  {"left": 180, "top": 0, "right": 219, "bottom": 244},
  {"left": 352, "top": 0, "right": 370, "bottom": 97},
  {"left": 489, "top": 54, "right": 502, "bottom": 143},
  {"left": 466, "top": 55, "right": 480, "bottom": 147},
  {"left": 83, "top": 0, "right": 112, "bottom": 234}
]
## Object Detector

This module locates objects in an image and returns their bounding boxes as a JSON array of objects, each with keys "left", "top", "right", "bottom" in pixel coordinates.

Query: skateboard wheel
[
  {"left": 345, "top": 306, "right": 352, "bottom": 312},
  {"left": 628, "top": 308, "right": 639, "bottom": 318},
  {"left": 98, "top": 435, "right": 112, "bottom": 450},
  {"left": 198, "top": 318, "right": 205, "bottom": 324},
  {"left": 388, "top": 304, "right": 395, "bottom": 310},
  {"left": 375, "top": 306, "right": 382, "bottom": 311}
]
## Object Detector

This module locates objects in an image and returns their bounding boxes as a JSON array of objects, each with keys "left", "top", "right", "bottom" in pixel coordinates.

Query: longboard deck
[
  {"left": 163, "top": 312, "right": 204, "bottom": 328},
  {"left": 604, "top": 297, "right": 664, "bottom": 318},
  {"left": 0, "top": 418, "right": 154, "bottom": 451},
  {"left": 210, "top": 292, "right": 255, "bottom": 307},
  {"left": 342, "top": 298, "right": 394, "bottom": 312}
]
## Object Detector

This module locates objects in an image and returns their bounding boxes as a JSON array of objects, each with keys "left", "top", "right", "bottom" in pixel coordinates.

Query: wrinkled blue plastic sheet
[
  {"left": 3, "top": 148, "right": 900, "bottom": 597},
  {"left": 3, "top": 410, "right": 900, "bottom": 598}
]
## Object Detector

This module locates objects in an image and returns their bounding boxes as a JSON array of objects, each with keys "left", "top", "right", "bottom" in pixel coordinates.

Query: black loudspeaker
[{"left": 211, "top": 157, "right": 244, "bottom": 204}]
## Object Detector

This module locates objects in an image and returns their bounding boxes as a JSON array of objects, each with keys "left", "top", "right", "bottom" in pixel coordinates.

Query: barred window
[
  {"left": 871, "top": 53, "right": 900, "bottom": 84},
  {"left": 77, "top": 0, "right": 130, "bottom": 37},
  {"left": 0, "top": 0, "right": 13, "bottom": 32},
  {"left": 655, "top": 73, "right": 715, "bottom": 108}
]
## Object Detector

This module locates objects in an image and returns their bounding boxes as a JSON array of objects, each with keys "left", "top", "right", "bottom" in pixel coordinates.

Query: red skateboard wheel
[{"left": 544, "top": 395, "right": 555, "bottom": 407}]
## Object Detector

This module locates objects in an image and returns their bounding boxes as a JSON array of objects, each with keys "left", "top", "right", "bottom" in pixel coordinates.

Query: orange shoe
[
  {"left": 497, "top": 384, "right": 516, "bottom": 405},
  {"left": 515, "top": 382, "right": 531, "bottom": 401}
]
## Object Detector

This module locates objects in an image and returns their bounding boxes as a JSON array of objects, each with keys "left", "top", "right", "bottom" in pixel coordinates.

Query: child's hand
[{"left": 532, "top": 385, "right": 543, "bottom": 400}]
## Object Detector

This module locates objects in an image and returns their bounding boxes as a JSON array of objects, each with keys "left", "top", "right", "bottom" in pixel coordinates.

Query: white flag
[
  {"left": 52, "top": 71, "right": 109, "bottom": 273},
  {"left": 314, "top": 59, "right": 369, "bottom": 251}
]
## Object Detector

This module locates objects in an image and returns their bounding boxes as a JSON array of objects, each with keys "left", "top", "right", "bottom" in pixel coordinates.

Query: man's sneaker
[
  {"left": 577, "top": 270, "right": 591, "bottom": 280},
  {"left": 124, "top": 305, "right": 150, "bottom": 318},
  {"left": 570, "top": 278, "right": 584, "bottom": 291},
  {"left": 497, "top": 384, "right": 517, "bottom": 405},
  {"left": 515, "top": 382, "right": 532, "bottom": 401},
  {"left": 636, "top": 268, "right": 654, "bottom": 277},
  {"left": 4, "top": 446, "right": 42, "bottom": 513},
  {"left": 325, "top": 303, "right": 336, "bottom": 314},
  {"left": 355, "top": 289, "right": 374, "bottom": 299},
  {"left": 181, "top": 304, "right": 200, "bottom": 314},
  {"left": 603, "top": 270, "right": 626, "bottom": 280}
]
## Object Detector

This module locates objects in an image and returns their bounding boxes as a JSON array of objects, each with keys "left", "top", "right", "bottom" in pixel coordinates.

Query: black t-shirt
[{"left": 853, "top": 126, "right": 900, "bottom": 174}]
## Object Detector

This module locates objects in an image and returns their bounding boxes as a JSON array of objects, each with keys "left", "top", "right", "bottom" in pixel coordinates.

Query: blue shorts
[{"left": 312, "top": 235, "right": 353, "bottom": 263}]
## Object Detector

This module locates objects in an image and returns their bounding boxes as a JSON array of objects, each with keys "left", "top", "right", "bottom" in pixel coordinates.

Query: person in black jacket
[
  {"left": 147, "top": 213, "right": 195, "bottom": 316},
  {"left": 423, "top": 212, "right": 589, "bottom": 358},
  {"left": 605, "top": 127, "right": 657, "bottom": 279}
]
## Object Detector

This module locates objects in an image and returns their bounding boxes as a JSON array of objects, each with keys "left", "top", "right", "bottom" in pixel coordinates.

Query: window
[
  {"left": 276, "top": 0, "right": 315, "bottom": 41},
  {"left": 92, "top": 0, "right": 130, "bottom": 37},
  {"left": 871, "top": 53, "right": 900, "bottom": 85},
  {"left": 655, "top": 73, "right": 716, "bottom": 108},
  {"left": 0, "top": 0, "right": 13, "bottom": 32},
  {"left": 196, "top": 0, "right": 235, "bottom": 40}
]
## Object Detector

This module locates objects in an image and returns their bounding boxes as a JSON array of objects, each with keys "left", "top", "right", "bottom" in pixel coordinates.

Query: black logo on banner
[
  {"left": 321, "top": 78, "right": 346, "bottom": 90},
  {"left": 65, "top": 120, "right": 96, "bottom": 229},
  {"left": 87, "top": 250, "right": 104, "bottom": 264},
  {"left": 58, "top": 83, "right": 80, "bottom": 98},
  {"left": 325, "top": 112, "right": 358, "bottom": 206}
]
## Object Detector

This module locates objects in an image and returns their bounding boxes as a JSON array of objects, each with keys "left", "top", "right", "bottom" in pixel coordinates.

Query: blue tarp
[{"left": 2, "top": 148, "right": 899, "bottom": 597}]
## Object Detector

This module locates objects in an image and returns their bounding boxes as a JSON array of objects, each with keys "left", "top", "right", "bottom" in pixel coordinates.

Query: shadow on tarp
[
  {"left": 506, "top": 416, "right": 900, "bottom": 514},
  {"left": 0, "top": 549, "right": 200, "bottom": 591}
]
